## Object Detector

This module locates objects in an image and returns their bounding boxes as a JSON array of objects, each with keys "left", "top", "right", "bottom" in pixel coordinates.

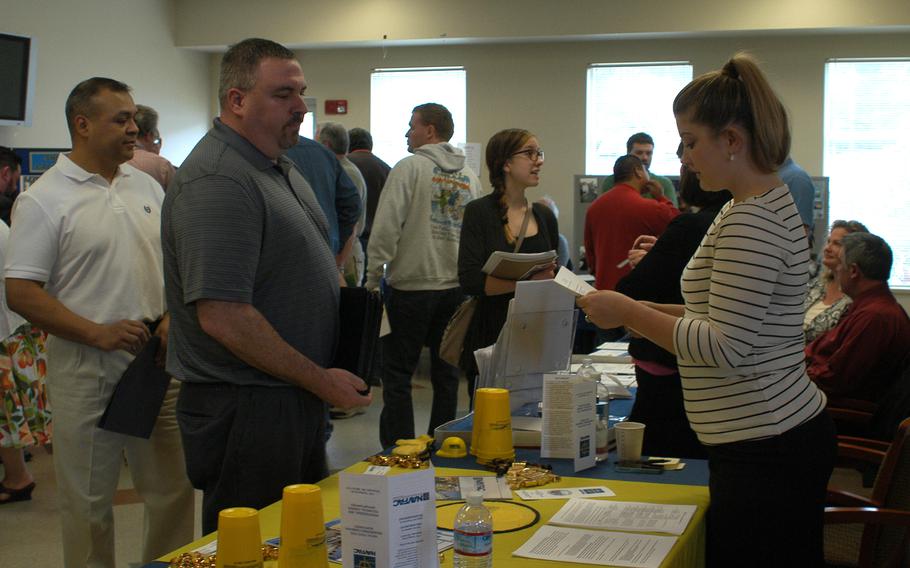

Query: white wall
[
  {"left": 173, "top": 0, "right": 910, "bottom": 48},
  {"left": 0, "top": 0, "right": 211, "bottom": 165}
]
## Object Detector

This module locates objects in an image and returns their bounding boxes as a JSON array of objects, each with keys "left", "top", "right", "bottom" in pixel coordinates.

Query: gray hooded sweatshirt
[{"left": 365, "top": 142, "right": 481, "bottom": 291}]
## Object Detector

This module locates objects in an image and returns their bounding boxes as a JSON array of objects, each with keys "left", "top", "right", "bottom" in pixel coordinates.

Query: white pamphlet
[
  {"left": 191, "top": 540, "right": 218, "bottom": 555},
  {"left": 549, "top": 498, "right": 697, "bottom": 536},
  {"left": 434, "top": 476, "right": 512, "bottom": 500},
  {"left": 541, "top": 373, "right": 597, "bottom": 472},
  {"left": 554, "top": 266, "right": 597, "bottom": 297},
  {"left": 515, "top": 486, "right": 615, "bottom": 500},
  {"left": 596, "top": 341, "right": 631, "bottom": 351},
  {"left": 456, "top": 142, "right": 482, "bottom": 178},
  {"left": 512, "top": 524, "right": 677, "bottom": 568},
  {"left": 340, "top": 466, "right": 438, "bottom": 567}
]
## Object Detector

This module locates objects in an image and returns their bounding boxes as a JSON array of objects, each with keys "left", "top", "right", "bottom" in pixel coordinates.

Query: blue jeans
[{"left": 379, "top": 286, "right": 463, "bottom": 447}]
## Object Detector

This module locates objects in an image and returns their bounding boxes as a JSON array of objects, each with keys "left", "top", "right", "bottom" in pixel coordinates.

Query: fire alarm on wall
[{"left": 325, "top": 99, "right": 348, "bottom": 115}]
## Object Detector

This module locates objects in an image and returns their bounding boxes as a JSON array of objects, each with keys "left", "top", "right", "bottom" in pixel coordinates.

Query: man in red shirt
[
  {"left": 584, "top": 154, "right": 679, "bottom": 291},
  {"left": 806, "top": 232, "right": 910, "bottom": 403}
]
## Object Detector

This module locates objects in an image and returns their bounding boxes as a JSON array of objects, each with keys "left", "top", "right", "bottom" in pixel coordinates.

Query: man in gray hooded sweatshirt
[{"left": 366, "top": 103, "right": 481, "bottom": 447}]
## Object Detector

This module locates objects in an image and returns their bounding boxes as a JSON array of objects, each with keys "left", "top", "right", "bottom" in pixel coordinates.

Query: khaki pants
[{"left": 46, "top": 337, "right": 195, "bottom": 568}]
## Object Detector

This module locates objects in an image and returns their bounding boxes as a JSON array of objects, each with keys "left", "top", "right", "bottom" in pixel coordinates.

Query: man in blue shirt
[{"left": 286, "top": 136, "right": 361, "bottom": 267}]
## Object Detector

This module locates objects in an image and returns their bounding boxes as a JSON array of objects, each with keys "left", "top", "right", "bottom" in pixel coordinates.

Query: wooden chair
[
  {"left": 827, "top": 397, "right": 880, "bottom": 438},
  {"left": 824, "top": 417, "right": 910, "bottom": 567},
  {"left": 827, "top": 353, "right": 910, "bottom": 441}
]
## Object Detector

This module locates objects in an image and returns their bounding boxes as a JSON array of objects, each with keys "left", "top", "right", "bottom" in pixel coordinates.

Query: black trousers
[
  {"left": 379, "top": 286, "right": 463, "bottom": 448},
  {"left": 704, "top": 410, "right": 836, "bottom": 568},
  {"left": 176, "top": 382, "right": 328, "bottom": 534}
]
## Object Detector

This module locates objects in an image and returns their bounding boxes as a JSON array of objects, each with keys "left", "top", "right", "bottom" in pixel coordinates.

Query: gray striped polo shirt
[{"left": 162, "top": 119, "right": 339, "bottom": 387}]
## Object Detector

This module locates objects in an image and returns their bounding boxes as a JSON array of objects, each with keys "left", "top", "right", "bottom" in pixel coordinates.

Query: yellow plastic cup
[
  {"left": 471, "top": 388, "right": 515, "bottom": 464},
  {"left": 216, "top": 507, "right": 262, "bottom": 568},
  {"left": 278, "top": 484, "right": 328, "bottom": 568},
  {"left": 470, "top": 397, "right": 487, "bottom": 457}
]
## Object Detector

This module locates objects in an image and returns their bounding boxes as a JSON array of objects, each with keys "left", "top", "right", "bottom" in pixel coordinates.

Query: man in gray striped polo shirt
[{"left": 161, "top": 37, "right": 371, "bottom": 533}]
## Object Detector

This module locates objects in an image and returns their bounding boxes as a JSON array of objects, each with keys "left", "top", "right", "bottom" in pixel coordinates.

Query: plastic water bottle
[
  {"left": 595, "top": 404, "right": 610, "bottom": 462},
  {"left": 578, "top": 357, "right": 609, "bottom": 400},
  {"left": 577, "top": 357, "right": 600, "bottom": 382},
  {"left": 453, "top": 491, "right": 493, "bottom": 567}
]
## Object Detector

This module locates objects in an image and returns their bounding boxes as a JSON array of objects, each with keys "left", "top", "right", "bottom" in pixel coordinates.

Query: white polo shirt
[{"left": 5, "top": 154, "right": 166, "bottom": 325}]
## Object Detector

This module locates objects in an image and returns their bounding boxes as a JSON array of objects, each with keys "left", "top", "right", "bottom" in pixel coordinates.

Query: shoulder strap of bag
[{"left": 513, "top": 202, "right": 532, "bottom": 253}]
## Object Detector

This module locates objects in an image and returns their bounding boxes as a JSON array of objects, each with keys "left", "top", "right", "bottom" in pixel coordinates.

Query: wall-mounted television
[{"left": 0, "top": 32, "right": 37, "bottom": 127}]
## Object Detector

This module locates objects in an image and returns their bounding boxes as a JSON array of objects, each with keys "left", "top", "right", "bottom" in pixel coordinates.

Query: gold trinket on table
[
  {"left": 365, "top": 435, "right": 434, "bottom": 468},
  {"left": 504, "top": 461, "right": 560, "bottom": 489},
  {"left": 365, "top": 453, "right": 428, "bottom": 469},
  {"left": 168, "top": 544, "right": 279, "bottom": 567}
]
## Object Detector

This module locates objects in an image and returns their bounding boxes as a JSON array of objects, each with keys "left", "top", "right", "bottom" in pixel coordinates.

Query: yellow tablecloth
[{"left": 156, "top": 461, "right": 709, "bottom": 568}]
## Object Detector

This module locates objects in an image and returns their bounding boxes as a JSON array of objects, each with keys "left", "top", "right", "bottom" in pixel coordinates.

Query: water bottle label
[{"left": 453, "top": 529, "right": 492, "bottom": 556}]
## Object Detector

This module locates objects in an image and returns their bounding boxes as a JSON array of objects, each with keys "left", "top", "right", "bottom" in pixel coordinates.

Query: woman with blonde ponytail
[
  {"left": 457, "top": 129, "right": 559, "bottom": 397},
  {"left": 579, "top": 53, "right": 835, "bottom": 566}
]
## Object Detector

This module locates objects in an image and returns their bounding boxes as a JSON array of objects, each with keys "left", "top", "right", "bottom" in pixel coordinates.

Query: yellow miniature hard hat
[{"left": 436, "top": 436, "right": 467, "bottom": 458}]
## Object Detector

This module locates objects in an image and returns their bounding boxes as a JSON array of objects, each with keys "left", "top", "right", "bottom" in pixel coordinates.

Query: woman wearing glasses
[
  {"left": 457, "top": 129, "right": 558, "bottom": 397},
  {"left": 579, "top": 54, "right": 835, "bottom": 566},
  {"left": 804, "top": 219, "right": 869, "bottom": 342}
]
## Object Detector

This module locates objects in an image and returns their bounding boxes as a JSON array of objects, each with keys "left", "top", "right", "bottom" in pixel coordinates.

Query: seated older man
[{"left": 805, "top": 232, "right": 910, "bottom": 403}]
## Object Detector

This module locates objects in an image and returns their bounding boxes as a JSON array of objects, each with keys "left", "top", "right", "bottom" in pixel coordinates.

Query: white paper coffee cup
[{"left": 615, "top": 421, "right": 645, "bottom": 462}]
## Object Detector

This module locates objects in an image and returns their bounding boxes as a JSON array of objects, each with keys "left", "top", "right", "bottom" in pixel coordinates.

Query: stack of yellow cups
[
  {"left": 278, "top": 484, "right": 328, "bottom": 568},
  {"left": 216, "top": 507, "right": 263, "bottom": 568},
  {"left": 470, "top": 387, "right": 515, "bottom": 464}
]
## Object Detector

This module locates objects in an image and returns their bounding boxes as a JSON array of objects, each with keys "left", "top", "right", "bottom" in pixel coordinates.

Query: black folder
[
  {"left": 98, "top": 336, "right": 171, "bottom": 439},
  {"left": 332, "top": 287, "right": 383, "bottom": 392}
]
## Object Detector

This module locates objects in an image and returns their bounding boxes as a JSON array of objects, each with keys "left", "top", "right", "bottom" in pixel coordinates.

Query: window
[
  {"left": 370, "top": 67, "right": 467, "bottom": 167},
  {"left": 299, "top": 96, "right": 317, "bottom": 139},
  {"left": 586, "top": 63, "right": 693, "bottom": 176},
  {"left": 824, "top": 59, "right": 910, "bottom": 288}
]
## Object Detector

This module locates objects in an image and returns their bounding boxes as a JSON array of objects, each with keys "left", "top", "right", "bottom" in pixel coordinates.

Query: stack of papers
[
  {"left": 597, "top": 341, "right": 631, "bottom": 353},
  {"left": 481, "top": 250, "right": 558, "bottom": 280},
  {"left": 569, "top": 362, "right": 636, "bottom": 398},
  {"left": 548, "top": 499, "right": 696, "bottom": 535},
  {"left": 512, "top": 499, "right": 698, "bottom": 568},
  {"left": 512, "top": 525, "right": 676, "bottom": 568}
]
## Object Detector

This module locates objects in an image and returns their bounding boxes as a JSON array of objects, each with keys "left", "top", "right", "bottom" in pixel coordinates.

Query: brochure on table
[
  {"left": 340, "top": 465, "right": 438, "bottom": 568},
  {"left": 541, "top": 372, "right": 597, "bottom": 472},
  {"left": 434, "top": 476, "right": 513, "bottom": 500}
]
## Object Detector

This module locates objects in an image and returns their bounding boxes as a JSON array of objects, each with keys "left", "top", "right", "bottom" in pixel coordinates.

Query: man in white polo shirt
[{"left": 4, "top": 77, "right": 193, "bottom": 568}]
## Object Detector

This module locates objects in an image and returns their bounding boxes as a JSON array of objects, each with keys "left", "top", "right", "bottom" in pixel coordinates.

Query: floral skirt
[{"left": 0, "top": 324, "right": 51, "bottom": 448}]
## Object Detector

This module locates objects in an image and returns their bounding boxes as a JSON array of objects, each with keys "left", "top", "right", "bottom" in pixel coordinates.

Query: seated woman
[
  {"left": 803, "top": 219, "right": 868, "bottom": 342},
  {"left": 615, "top": 166, "right": 730, "bottom": 459},
  {"left": 458, "top": 129, "right": 558, "bottom": 397}
]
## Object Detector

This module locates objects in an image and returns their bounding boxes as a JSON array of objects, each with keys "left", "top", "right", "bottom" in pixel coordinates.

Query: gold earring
[{"left": 729, "top": 154, "right": 735, "bottom": 162}]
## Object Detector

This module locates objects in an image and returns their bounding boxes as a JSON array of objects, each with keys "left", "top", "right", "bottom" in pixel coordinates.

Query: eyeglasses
[{"left": 512, "top": 148, "right": 544, "bottom": 161}]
